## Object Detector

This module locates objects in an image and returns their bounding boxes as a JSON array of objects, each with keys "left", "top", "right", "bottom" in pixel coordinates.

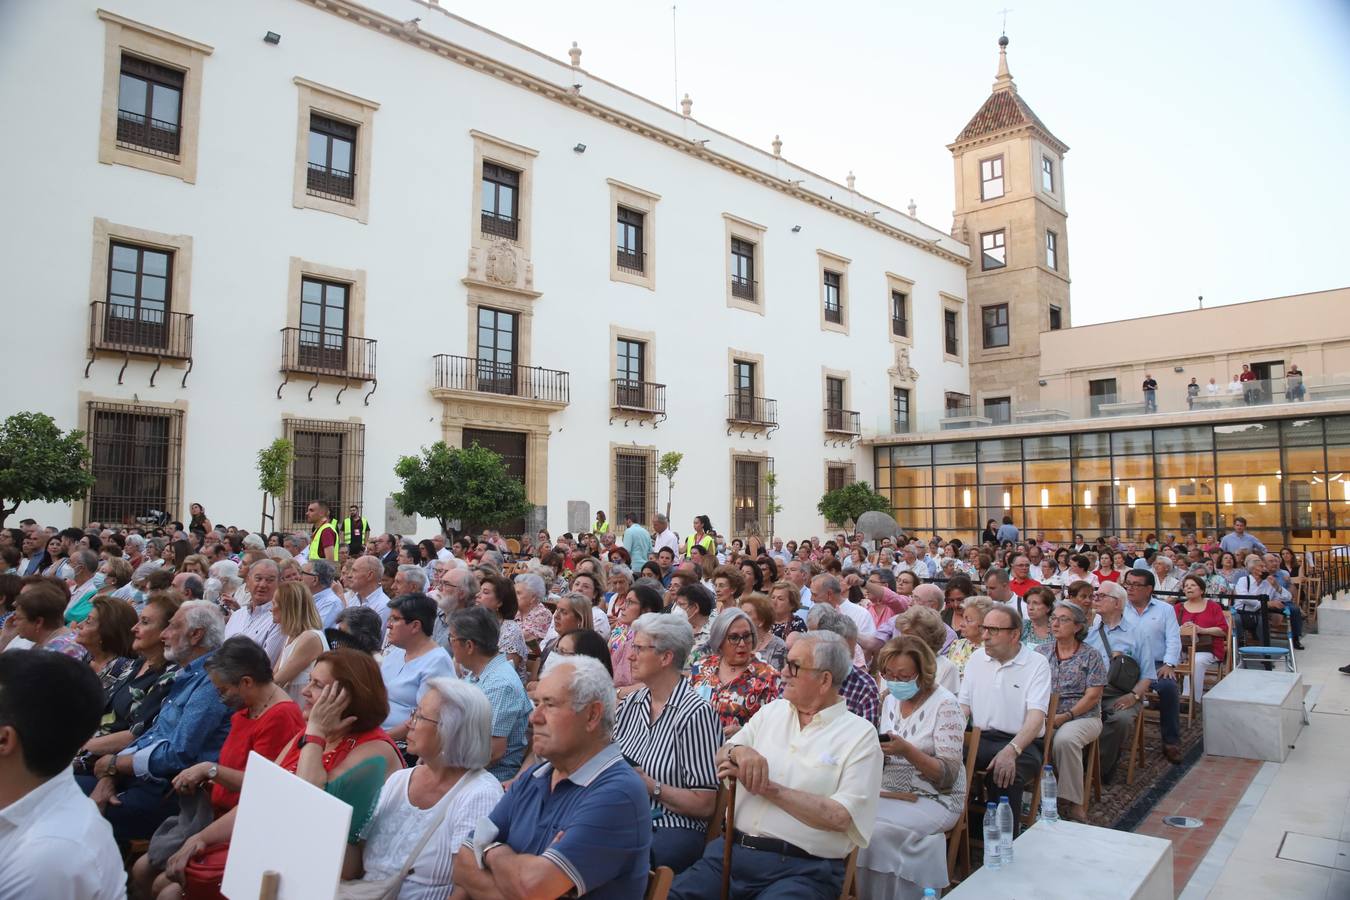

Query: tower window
[
  {"left": 1046, "top": 230, "right": 1058, "bottom": 271},
  {"left": 1049, "top": 305, "right": 1062, "bottom": 331},
  {"left": 982, "top": 304, "right": 1009, "bottom": 348},
  {"left": 1042, "top": 155, "right": 1055, "bottom": 193},
  {"left": 980, "top": 230, "right": 1006, "bottom": 270},
  {"left": 980, "top": 156, "right": 1004, "bottom": 200}
]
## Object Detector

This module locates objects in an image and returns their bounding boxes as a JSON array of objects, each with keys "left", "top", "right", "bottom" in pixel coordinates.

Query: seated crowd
[{"left": 0, "top": 508, "right": 1300, "bottom": 899}]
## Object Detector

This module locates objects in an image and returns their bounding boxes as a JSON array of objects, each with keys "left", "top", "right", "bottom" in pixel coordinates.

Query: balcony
[
  {"left": 85, "top": 301, "right": 194, "bottom": 387},
  {"left": 824, "top": 303, "right": 843, "bottom": 324},
  {"left": 824, "top": 408, "right": 861, "bottom": 437},
  {"left": 277, "top": 327, "right": 378, "bottom": 405},
  {"left": 306, "top": 163, "right": 354, "bottom": 203},
  {"left": 891, "top": 317, "right": 908, "bottom": 338},
  {"left": 726, "top": 393, "right": 778, "bottom": 438},
  {"left": 616, "top": 248, "right": 645, "bottom": 276},
  {"left": 610, "top": 379, "right": 666, "bottom": 427},
  {"left": 731, "top": 275, "right": 757, "bottom": 302},
  {"left": 480, "top": 211, "right": 519, "bottom": 241},
  {"left": 432, "top": 354, "right": 570, "bottom": 408},
  {"left": 115, "top": 110, "right": 180, "bottom": 159}
]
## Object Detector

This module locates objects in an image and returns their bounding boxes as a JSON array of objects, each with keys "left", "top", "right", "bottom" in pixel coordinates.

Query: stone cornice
[
  {"left": 947, "top": 121, "right": 1069, "bottom": 157},
  {"left": 295, "top": 0, "right": 969, "bottom": 266}
]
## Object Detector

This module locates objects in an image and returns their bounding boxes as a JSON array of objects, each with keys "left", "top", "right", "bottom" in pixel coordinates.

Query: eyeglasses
[
  {"left": 300, "top": 569, "right": 316, "bottom": 577},
  {"left": 724, "top": 632, "right": 754, "bottom": 645},
  {"left": 980, "top": 625, "right": 1017, "bottom": 634},
  {"left": 783, "top": 660, "right": 822, "bottom": 677},
  {"left": 629, "top": 642, "right": 658, "bottom": 654},
  {"left": 408, "top": 710, "right": 440, "bottom": 727},
  {"left": 1048, "top": 615, "right": 1075, "bottom": 624}
]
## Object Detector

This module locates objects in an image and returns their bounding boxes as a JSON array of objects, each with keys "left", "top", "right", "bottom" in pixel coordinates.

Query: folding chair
[
  {"left": 645, "top": 867, "right": 674, "bottom": 900},
  {"left": 1232, "top": 607, "right": 1295, "bottom": 672},
  {"left": 945, "top": 726, "right": 981, "bottom": 884},
  {"left": 1022, "top": 692, "right": 1059, "bottom": 830},
  {"left": 1124, "top": 703, "right": 1146, "bottom": 786},
  {"left": 838, "top": 848, "right": 859, "bottom": 900},
  {"left": 1084, "top": 736, "right": 1103, "bottom": 811}
]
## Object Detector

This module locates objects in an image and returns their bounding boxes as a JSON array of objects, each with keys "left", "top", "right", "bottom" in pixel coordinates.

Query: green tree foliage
[
  {"left": 816, "top": 481, "right": 891, "bottom": 530},
  {"left": 764, "top": 471, "right": 784, "bottom": 541},
  {"left": 256, "top": 438, "right": 294, "bottom": 532},
  {"left": 0, "top": 412, "right": 95, "bottom": 528},
  {"left": 393, "top": 441, "right": 530, "bottom": 537},
  {"left": 658, "top": 451, "right": 683, "bottom": 520}
]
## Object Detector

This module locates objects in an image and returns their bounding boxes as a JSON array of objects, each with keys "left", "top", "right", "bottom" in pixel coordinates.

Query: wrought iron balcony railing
[{"left": 433, "top": 354, "right": 570, "bottom": 405}]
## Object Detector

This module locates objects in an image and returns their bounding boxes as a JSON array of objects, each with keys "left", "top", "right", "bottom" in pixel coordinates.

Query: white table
[
  {"left": 946, "top": 819, "right": 1173, "bottom": 899},
  {"left": 1203, "top": 668, "right": 1304, "bottom": 761}
]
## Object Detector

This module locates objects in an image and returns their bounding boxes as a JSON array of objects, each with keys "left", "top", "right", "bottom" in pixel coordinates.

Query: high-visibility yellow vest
[
  {"left": 683, "top": 533, "right": 715, "bottom": 556},
  {"left": 592, "top": 519, "right": 610, "bottom": 534},
  {"left": 342, "top": 516, "right": 369, "bottom": 545},
  {"left": 309, "top": 520, "right": 339, "bottom": 561}
]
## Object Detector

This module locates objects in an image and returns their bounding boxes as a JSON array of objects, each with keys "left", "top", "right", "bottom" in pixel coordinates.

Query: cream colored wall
[{"left": 1038, "top": 288, "right": 1350, "bottom": 414}]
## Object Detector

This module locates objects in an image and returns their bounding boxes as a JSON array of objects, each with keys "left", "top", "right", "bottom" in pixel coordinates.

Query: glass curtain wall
[{"left": 873, "top": 415, "right": 1350, "bottom": 549}]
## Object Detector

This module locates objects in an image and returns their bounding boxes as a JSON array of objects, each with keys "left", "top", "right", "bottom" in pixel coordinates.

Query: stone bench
[
  {"left": 1203, "top": 668, "right": 1303, "bottom": 762},
  {"left": 946, "top": 819, "right": 1172, "bottom": 899},
  {"left": 1096, "top": 400, "right": 1147, "bottom": 417},
  {"left": 1317, "top": 593, "right": 1350, "bottom": 636}
]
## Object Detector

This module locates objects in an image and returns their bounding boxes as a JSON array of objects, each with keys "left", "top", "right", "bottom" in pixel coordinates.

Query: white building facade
[{"left": 0, "top": 0, "right": 972, "bottom": 539}]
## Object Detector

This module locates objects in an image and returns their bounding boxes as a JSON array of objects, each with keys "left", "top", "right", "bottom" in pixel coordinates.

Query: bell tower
[{"left": 949, "top": 36, "right": 1069, "bottom": 415}]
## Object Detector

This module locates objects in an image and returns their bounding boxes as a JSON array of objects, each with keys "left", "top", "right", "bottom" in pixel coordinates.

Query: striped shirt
[{"left": 613, "top": 677, "right": 721, "bottom": 833}]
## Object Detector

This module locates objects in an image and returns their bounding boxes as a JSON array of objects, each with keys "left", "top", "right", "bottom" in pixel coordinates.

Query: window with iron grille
[
  {"left": 980, "top": 155, "right": 1004, "bottom": 200},
  {"left": 823, "top": 270, "right": 842, "bottom": 323},
  {"left": 86, "top": 402, "right": 183, "bottom": 526},
  {"left": 482, "top": 162, "right": 520, "bottom": 239},
  {"left": 1049, "top": 305, "right": 1063, "bottom": 331},
  {"left": 826, "top": 464, "right": 853, "bottom": 493},
  {"left": 616, "top": 207, "right": 644, "bottom": 273},
  {"left": 284, "top": 419, "right": 365, "bottom": 531},
  {"left": 980, "top": 230, "right": 1006, "bottom": 270},
  {"left": 106, "top": 241, "right": 172, "bottom": 349},
  {"left": 307, "top": 114, "right": 357, "bottom": 202},
  {"left": 117, "top": 55, "right": 183, "bottom": 158},
  {"left": 893, "top": 388, "right": 911, "bottom": 433},
  {"left": 614, "top": 448, "right": 656, "bottom": 526},
  {"left": 731, "top": 238, "right": 756, "bottom": 301},
  {"left": 732, "top": 457, "right": 768, "bottom": 536},
  {"left": 891, "top": 291, "right": 908, "bottom": 337},
  {"left": 943, "top": 309, "right": 959, "bottom": 357},
  {"left": 982, "top": 304, "right": 1009, "bottom": 348}
]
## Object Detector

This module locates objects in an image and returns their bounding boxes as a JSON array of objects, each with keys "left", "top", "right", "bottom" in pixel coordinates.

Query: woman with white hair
[
  {"left": 205, "top": 560, "right": 243, "bottom": 613},
  {"left": 614, "top": 613, "right": 721, "bottom": 873},
  {"left": 343, "top": 678, "right": 503, "bottom": 899}
]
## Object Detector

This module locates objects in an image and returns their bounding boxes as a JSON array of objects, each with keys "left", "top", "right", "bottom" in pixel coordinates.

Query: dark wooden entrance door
[{"left": 462, "top": 428, "right": 527, "bottom": 538}]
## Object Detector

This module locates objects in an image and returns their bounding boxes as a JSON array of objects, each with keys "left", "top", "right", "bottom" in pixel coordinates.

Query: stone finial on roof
[
  {"left": 846, "top": 171, "right": 856, "bottom": 191},
  {"left": 994, "top": 34, "right": 1016, "bottom": 93},
  {"left": 680, "top": 93, "right": 692, "bottom": 117},
  {"left": 772, "top": 135, "right": 782, "bottom": 157},
  {"left": 569, "top": 41, "right": 582, "bottom": 68},
  {"left": 908, "top": 199, "right": 917, "bottom": 218}
]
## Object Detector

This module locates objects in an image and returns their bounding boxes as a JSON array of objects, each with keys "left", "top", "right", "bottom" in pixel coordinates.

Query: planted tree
[
  {"left": 764, "top": 470, "right": 784, "bottom": 542},
  {"left": 0, "top": 412, "right": 95, "bottom": 528},
  {"left": 658, "top": 450, "right": 683, "bottom": 520},
  {"left": 392, "top": 441, "right": 530, "bottom": 538},
  {"left": 817, "top": 481, "right": 891, "bottom": 531},
  {"left": 256, "top": 438, "right": 294, "bottom": 533}
]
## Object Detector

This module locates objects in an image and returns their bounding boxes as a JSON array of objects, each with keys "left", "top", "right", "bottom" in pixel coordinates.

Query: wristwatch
[
  {"left": 651, "top": 782, "right": 663, "bottom": 801},
  {"left": 297, "top": 733, "right": 326, "bottom": 750},
  {"left": 206, "top": 763, "right": 219, "bottom": 782}
]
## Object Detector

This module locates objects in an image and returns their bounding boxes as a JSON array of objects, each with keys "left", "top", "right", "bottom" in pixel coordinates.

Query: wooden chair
[
  {"left": 1124, "top": 701, "right": 1146, "bottom": 785},
  {"left": 1084, "top": 735, "right": 1103, "bottom": 810},
  {"left": 945, "top": 726, "right": 981, "bottom": 884},
  {"left": 506, "top": 538, "right": 521, "bottom": 555},
  {"left": 1301, "top": 575, "right": 1322, "bottom": 631},
  {"left": 1021, "top": 692, "right": 1060, "bottom": 830},
  {"left": 645, "top": 866, "right": 674, "bottom": 900},
  {"left": 838, "top": 848, "right": 859, "bottom": 900},
  {"left": 1174, "top": 631, "right": 1198, "bottom": 726}
]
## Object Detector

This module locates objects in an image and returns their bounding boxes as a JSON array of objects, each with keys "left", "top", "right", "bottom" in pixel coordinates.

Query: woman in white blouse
[
  {"left": 858, "top": 636, "right": 967, "bottom": 900},
  {"left": 271, "top": 582, "right": 327, "bottom": 704},
  {"left": 344, "top": 678, "right": 502, "bottom": 899}
]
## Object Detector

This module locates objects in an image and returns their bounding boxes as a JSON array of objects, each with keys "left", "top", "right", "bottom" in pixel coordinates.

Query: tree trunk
[{"left": 260, "top": 492, "right": 268, "bottom": 534}]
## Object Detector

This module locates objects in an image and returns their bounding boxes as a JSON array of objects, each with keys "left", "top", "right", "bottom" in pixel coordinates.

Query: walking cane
[{"left": 720, "top": 777, "right": 736, "bottom": 900}]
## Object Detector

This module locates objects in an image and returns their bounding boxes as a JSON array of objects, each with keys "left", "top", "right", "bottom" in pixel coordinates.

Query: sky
[{"left": 440, "top": 0, "right": 1350, "bottom": 325}]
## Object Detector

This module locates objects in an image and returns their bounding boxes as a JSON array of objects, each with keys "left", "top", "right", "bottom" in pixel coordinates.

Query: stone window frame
[
  {"left": 822, "top": 459, "right": 857, "bottom": 528},
  {"left": 940, "top": 292, "right": 965, "bottom": 363},
  {"left": 727, "top": 347, "right": 766, "bottom": 403},
  {"left": 610, "top": 324, "right": 658, "bottom": 385},
  {"left": 980, "top": 229, "right": 1007, "bottom": 271},
  {"left": 291, "top": 77, "right": 379, "bottom": 224},
  {"left": 728, "top": 448, "right": 773, "bottom": 540},
  {"left": 979, "top": 153, "right": 1005, "bottom": 201},
  {"left": 608, "top": 180, "right": 659, "bottom": 291},
  {"left": 609, "top": 442, "right": 659, "bottom": 528},
  {"left": 72, "top": 391, "right": 189, "bottom": 526},
  {"left": 465, "top": 290, "right": 536, "bottom": 370},
  {"left": 817, "top": 250, "right": 851, "bottom": 335},
  {"left": 885, "top": 272, "right": 914, "bottom": 347},
  {"left": 90, "top": 218, "right": 195, "bottom": 319},
  {"left": 470, "top": 130, "right": 538, "bottom": 258},
  {"left": 821, "top": 366, "right": 854, "bottom": 431},
  {"left": 96, "top": 10, "right": 213, "bottom": 183},
  {"left": 286, "top": 257, "right": 368, "bottom": 339},
  {"left": 279, "top": 416, "right": 366, "bottom": 533},
  {"left": 724, "top": 214, "right": 767, "bottom": 314},
  {"left": 1045, "top": 229, "right": 1059, "bottom": 271}
]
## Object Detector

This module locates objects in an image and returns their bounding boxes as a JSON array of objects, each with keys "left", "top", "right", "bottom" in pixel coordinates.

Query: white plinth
[
  {"left": 1317, "top": 595, "right": 1350, "bottom": 636},
  {"left": 1203, "top": 669, "right": 1303, "bottom": 762},
  {"left": 946, "top": 819, "right": 1172, "bottom": 899}
]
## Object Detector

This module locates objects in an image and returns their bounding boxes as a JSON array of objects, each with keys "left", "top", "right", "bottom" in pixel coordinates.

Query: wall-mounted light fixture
[
  {"left": 1038, "top": 379, "right": 1048, "bottom": 387},
  {"left": 1174, "top": 366, "right": 1184, "bottom": 373},
  {"left": 573, "top": 143, "right": 586, "bottom": 154},
  {"left": 263, "top": 31, "right": 281, "bottom": 44},
  {"left": 791, "top": 225, "right": 802, "bottom": 233}
]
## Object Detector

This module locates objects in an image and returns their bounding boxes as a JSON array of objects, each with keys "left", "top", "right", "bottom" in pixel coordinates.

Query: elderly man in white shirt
[
  {"left": 958, "top": 604, "right": 1051, "bottom": 835},
  {"left": 671, "top": 631, "right": 881, "bottom": 900},
  {"left": 347, "top": 554, "right": 392, "bottom": 629},
  {"left": 0, "top": 651, "right": 126, "bottom": 899},
  {"left": 810, "top": 573, "right": 877, "bottom": 661},
  {"left": 221, "top": 559, "right": 286, "bottom": 665}
]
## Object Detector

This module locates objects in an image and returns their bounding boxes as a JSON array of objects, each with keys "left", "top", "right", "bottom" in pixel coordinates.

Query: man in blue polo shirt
[{"left": 455, "top": 655, "right": 651, "bottom": 899}]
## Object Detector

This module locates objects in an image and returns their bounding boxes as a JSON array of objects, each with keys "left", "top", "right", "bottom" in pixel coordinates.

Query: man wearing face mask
[{"left": 858, "top": 635, "right": 968, "bottom": 899}]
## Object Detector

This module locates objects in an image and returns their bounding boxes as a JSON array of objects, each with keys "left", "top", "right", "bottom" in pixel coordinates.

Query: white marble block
[
  {"left": 946, "top": 819, "right": 1173, "bottom": 899},
  {"left": 1203, "top": 669, "right": 1304, "bottom": 762},
  {"left": 1317, "top": 595, "right": 1350, "bottom": 636}
]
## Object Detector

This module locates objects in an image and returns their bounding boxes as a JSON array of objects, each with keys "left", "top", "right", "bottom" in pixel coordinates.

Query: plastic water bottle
[
  {"left": 997, "top": 795, "right": 1015, "bottom": 865},
  {"left": 982, "top": 802, "right": 1002, "bottom": 870},
  {"left": 922, "top": 890, "right": 938, "bottom": 899},
  {"left": 1040, "top": 766, "right": 1060, "bottom": 822}
]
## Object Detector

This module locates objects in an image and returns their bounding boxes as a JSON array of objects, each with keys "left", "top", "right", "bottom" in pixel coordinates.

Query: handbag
[
  {"left": 334, "top": 768, "right": 480, "bottom": 900},
  {"left": 1097, "top": 622, "right": 1142, "bottom": 695}
]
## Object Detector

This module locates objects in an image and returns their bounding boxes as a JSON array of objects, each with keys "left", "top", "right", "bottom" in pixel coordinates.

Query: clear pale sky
[{"left": 443, "top": 0, "right": 1350, "bottom": 324}]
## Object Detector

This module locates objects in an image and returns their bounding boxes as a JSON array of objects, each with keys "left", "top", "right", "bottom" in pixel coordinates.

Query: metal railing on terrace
[{"left": 433, "top": 354, "right": 570, "bottom": 405}]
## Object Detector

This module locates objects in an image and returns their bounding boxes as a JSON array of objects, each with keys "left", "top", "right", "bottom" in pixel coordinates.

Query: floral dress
[
  {"left": 498, "top": 618, "right": 529, "bottom": 677},
  {"left": 95, "top": 656, "right": 137, "bottom": 696},
  {"left": 689, "top": 654, "right": 782, "bottom": 731},
  {"left": 42, "top": 630, "right": 89, "bottom": 662},
  {"left": 942, "top": 638, "right": 978, "bottom": 678},
  {"left": 73, "top": 659, "right": 179, "bottom": 775},
  {"left": 770, "top": 617, "right": 807, "bottom": 641}
]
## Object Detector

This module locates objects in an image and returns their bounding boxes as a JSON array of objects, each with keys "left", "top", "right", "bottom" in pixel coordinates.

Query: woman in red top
[
  {"left": 1174, "top": 574, "right": 1229, "bottom": 706},
  {"left": 161, "top": 649, "right": 402, "bottom": 900},
  {"left": 130, "top": 636, "right": 305, "bottom": 899},
  {"left": 1094, "top": 553, "right": 1120, "bottom": 584}
]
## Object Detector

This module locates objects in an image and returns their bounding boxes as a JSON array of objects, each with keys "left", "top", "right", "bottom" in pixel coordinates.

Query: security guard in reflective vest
[
  {"left": 343, "top": 504, "right": 370, "bottom": 556},
  {"left": 591, "top": 510, "right": 610, "bottom": 535},
  {"left": 682, "top": 514, "right": 715, "bottom": 557},
  {"left": 306, "top": 500, "right": 339, "bottom": 562}
]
